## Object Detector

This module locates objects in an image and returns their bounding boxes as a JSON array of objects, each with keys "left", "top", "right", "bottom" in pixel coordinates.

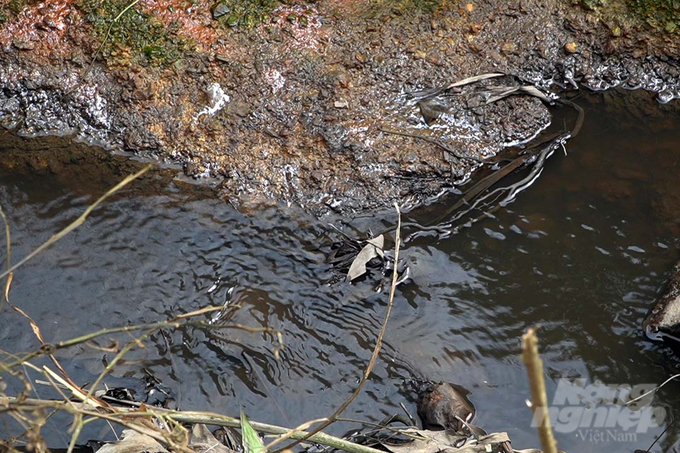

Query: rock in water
[{"left": 644, "top": 260, "right": 680, "bottom": 348}]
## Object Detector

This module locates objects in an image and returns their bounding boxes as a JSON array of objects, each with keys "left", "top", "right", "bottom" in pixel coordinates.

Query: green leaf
[{"left": 241, "top": 408, "right": 266, "bottom": 453}]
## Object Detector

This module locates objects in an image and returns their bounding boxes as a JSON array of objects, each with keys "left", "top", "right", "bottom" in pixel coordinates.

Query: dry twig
[
  {"left": 271, "top": 203, "right": 403, "bottom": 453},
  {"left": 521, "top": 327, "right": 558, "bottom": 453}
]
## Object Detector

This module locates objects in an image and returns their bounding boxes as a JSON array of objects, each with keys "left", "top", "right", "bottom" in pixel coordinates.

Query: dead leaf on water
[
  {"left": 347, "top": 234, "right": 384, "bottom": 282},
  {"left": 384, "top": 428, "right": 466, "bottom": 453},
  {"left": 190, "top": 424, "right": 238, "bottom": 453},
  {"left": 97, "top": 429, "right": 169, "bottom": 453},
  {"left": 384, "top": 428, "right": 517, "bottom": 453}
]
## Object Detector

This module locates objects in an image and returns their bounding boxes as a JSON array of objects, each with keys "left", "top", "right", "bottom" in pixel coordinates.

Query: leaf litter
[{"left": 347, "top": 234, "right": 384, "bottom": 282}]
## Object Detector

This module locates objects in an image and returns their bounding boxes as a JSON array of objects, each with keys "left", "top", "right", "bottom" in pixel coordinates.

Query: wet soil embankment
[{"left": 0, "top": 0, "right": 679, "bottom": 212}]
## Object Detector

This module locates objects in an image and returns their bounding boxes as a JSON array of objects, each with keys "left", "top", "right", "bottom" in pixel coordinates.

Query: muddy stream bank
[{"left": 2, "top": 0, "right": 680, "bottom": 212}]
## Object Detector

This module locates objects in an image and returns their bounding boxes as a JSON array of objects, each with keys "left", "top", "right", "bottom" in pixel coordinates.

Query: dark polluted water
[{"left": 0, "top": 89, "right": 679, "bottom": 452}]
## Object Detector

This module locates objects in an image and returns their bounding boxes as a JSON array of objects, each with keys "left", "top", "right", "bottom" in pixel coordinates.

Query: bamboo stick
[{"left": 521, "top": 327, "right": 558, "bottom": 453}]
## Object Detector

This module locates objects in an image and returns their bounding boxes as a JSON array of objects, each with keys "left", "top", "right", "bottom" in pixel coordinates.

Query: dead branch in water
[{"left": 271, "top": 203, "right": 403, "bottom": 453}]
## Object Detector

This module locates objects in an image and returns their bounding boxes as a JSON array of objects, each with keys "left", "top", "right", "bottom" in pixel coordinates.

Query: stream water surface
[{"left": 0, "top": 90, "right": 679, "bottom": 452}]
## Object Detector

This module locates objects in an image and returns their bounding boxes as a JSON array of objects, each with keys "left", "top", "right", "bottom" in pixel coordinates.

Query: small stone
[
  {"left": 564, "top": 42, "right": 578, "bottom": 53},
  {"left": 426, "top": 55, "right": 442, "bottom": 66},
  {"left": 211, "top": 1, "right": 230, "bottom": 20},
  {"left": 334, "top": 99, "right": 348, "bottom": 109},
  {"left": 232, "top": 100, "right": 251, "bottom": 117},
  {"left": 414, "top": 50, "right": 427, "bottom": 60},
  {"left": 48, "top": 158, "right": 63, "bottom": 175},
  {"left": 43, "top": 17, "right": 58, "bottom": 29},
  {"left": 486, "top": 49, "right": 502, "bottom": 62},
  {"left": 330, "top": 69, "right": 350, "bottom": 88},
  {"left": 13, "top": 39, "right": 34, "bottom": 51},
  {"left": 501, "top": 42, "right": 516, "bottom": 53}
]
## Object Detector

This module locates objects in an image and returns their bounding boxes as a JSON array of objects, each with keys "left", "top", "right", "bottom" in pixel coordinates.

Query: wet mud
[{"left": 1, "top": 0, "right": 679, "bottom": 212}]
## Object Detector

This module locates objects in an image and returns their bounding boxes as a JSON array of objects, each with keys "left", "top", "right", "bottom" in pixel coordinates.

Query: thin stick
[
  {"left": 0, "top": 204, "right": 11, "bottom": 312},
  {"left": 264, "top": 417, "right": 328, "bottom": 450},
  {"left": 379, "top": 128, "right": 484, "bottom": 163},
  {"left": 272, "top": 203, "right": 403, "bottom": 453},
  {"left": 0, "top": 165, "right": 152, "bottom": 281},
  {"left": 521, "top": 327, "right": 557, "bottom": 453},
  {"left": 410, "top": 72, "right": 505, "bottom": 100},
  {"left": 0, "top": 200, "right": 92, "bottom": 401},
  {"left": 0, "top": 308, "right": 285, "bottom": 372},
  {"left": 625, "top": 373, "right": 680, "bottom": 406},
  {"left": 57, "top": 305, "right": 221, "bottom": 348},
  {"left": 0, "top": 397, "right": 386, "bottom": 453},
  {"left": 84, "top": 0, "right": 140, "bottom": 79},
  {"left": 66, "top": 413, "right": 84, "bottom": 453},
  {"left": 82, "top": 329, "right": 156, "bottom": 406}
]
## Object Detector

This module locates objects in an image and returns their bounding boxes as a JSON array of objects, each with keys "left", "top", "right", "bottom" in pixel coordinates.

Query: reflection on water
[{"left": 0, "top": 90, "right": 679, "bottom": 452}]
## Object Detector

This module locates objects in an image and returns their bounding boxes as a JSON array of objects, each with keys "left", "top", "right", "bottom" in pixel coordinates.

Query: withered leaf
[
  {"left": 97, "top": 429, "right": 169, "bottom": 453},
  {"left": 347, "top": 235, "right": 384, "bottom": 282}
]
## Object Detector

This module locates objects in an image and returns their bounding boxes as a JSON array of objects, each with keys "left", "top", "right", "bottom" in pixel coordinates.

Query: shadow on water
[{"left": 0, "top": 89, "right": 679, "bottom": 452}]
